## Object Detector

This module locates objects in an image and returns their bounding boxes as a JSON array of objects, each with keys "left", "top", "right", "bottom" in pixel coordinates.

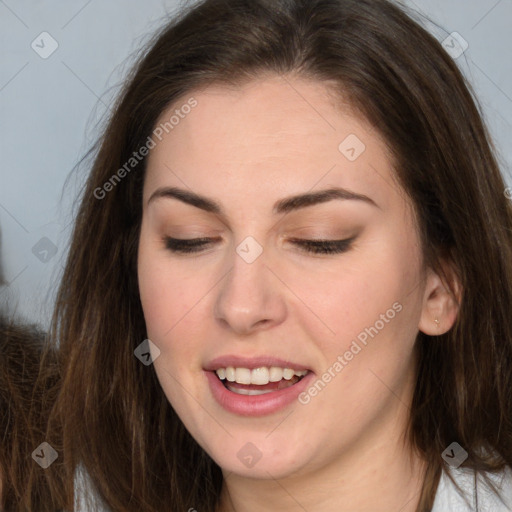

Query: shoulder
[{"left": 432, "top": 465, "right": 512, "bottom": 512}]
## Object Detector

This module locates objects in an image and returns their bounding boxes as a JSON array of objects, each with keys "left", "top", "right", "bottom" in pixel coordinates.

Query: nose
[{"left": 213, "top": 244, "right": 287, "bottom": 336}]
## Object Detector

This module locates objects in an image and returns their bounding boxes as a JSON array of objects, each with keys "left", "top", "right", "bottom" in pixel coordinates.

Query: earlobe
[{"left": 418, "top": 261, "right": 462, "bottom": 336}]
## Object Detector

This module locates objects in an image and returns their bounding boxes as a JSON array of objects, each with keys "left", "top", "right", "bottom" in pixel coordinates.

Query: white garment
[
  {"left": 74, "top": 464, "right": 108, "bottom": 512},
  {"left": 432, "top": 466, "right": 512, "bottom": 511},
  {"left": 73, "top": 464, "right": 512, "bottom": 511}
]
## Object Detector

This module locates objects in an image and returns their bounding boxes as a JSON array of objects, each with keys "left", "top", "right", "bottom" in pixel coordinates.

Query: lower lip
[{"left": 204, "top": 370, "right": 315, "bottom": 416}]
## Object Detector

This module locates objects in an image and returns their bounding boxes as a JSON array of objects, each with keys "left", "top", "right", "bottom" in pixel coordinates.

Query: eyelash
[{"left": 163, "top": 236, "right": 356, "bottom": 255}]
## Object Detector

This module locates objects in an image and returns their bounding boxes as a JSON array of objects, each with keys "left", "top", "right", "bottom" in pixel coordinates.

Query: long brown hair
[
  {"left": 0, "top": 315, "right": 63, "bottom": 511},
  {"left": 45, "top": 0, "right": 512, "bottom": 510}
]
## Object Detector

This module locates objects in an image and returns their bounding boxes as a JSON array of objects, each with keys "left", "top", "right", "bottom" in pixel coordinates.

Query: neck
[
  {"left": 219, "top": 443, "right": 426, "bottom": 512},
  {"left": 216, "top": 369, "right": 427, "bottom": 511}
]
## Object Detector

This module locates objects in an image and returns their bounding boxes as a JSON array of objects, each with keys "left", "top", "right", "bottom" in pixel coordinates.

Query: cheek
[
  {"left": 316, "top": 237, "right": 422, "bottom": 363},
  {"left": 322, "top": 253, "right": 410, "bottom": 333},
  {"left": 138, "top": 255, "right": 168, "bottom": 337},
  {"left": 137, "top": 241, "right": 209, "bottom": 365},
  {"left": 137, "top": 226, "right": 177, "bottom": 320},
  {"left": 137, "top": 235, "right": 182, "bottom": 344}
]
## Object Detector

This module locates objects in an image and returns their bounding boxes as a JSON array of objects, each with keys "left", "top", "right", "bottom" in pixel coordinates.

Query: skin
[{"left": 137, "top": 74, "right": 460, "bottom": 511}]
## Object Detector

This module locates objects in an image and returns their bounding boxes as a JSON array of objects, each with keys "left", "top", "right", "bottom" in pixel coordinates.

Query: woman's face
[{"left": 138, "top": 75, "right": 434, "bottom": 479}]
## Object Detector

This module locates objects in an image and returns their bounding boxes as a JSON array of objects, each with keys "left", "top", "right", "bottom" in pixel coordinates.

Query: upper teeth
[{"left": 215, "top": 366, "right": 308, "bottom": 385}]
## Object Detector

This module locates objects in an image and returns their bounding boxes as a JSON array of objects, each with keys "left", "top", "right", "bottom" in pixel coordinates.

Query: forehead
[{"left": 144, "top": 75, "right": 399, "bottom": 213}]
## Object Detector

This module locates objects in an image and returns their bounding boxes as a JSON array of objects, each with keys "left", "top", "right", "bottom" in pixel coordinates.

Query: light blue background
[{"left": 1, "top": 0, "right": 511, "bottom": 328}]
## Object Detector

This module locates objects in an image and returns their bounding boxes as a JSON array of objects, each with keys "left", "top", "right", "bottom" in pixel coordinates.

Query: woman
[{"left": 45, "top": 0, "right": 512, "bottom": 510}]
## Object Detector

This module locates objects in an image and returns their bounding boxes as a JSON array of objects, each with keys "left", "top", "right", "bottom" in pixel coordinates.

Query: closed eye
[{"left": 163, "top": 236, "right": 356, "bottom": 255}]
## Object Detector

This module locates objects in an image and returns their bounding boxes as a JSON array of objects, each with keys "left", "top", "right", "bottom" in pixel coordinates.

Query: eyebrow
[{"left": 147, "top": 186, "right": 380, "bottom": 215}]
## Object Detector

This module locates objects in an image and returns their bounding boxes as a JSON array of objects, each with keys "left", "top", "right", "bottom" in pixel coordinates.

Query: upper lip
[{"left": 204, "top": 355, "right": 311, "bottom": 372}]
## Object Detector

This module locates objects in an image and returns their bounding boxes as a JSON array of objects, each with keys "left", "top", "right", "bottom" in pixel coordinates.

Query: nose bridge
[{"left": 213, "top": 236, "right": 285, "bottom": 333}]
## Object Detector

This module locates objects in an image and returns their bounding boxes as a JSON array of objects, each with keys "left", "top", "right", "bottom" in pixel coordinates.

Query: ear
[{"left": 418, "top": 258, "right": 462, "bottom": 336}]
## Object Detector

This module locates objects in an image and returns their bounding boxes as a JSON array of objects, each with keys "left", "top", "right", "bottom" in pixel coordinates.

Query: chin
[{"left": 197, "top": 429, "right": 315, "bottom": 480}]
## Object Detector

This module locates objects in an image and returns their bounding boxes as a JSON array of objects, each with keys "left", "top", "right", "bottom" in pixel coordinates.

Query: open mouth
[{"left": 215, "top": 366, "right": 310, "bottom": 396}]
